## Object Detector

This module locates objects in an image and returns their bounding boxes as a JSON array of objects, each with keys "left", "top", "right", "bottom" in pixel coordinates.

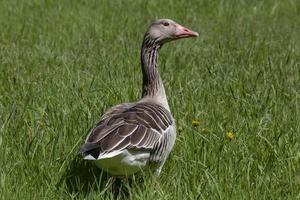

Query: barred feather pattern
[
  {"left": 79, "top": 28, "right": 176, "bottom": 175},
  {"left": 80, "top": 102, "right": 175, "bottom": 165}
]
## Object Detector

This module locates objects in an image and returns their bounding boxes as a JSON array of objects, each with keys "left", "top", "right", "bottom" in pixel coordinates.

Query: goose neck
[{"left": 140, "top": 39, "right": 169, "bottom": 110}]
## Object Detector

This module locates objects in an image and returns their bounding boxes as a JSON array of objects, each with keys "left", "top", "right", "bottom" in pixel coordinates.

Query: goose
[{"left": 79, "top": 19, "right": 198, "bottom": 177}]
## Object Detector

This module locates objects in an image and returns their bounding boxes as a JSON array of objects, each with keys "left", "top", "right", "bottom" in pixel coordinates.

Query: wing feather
[
  {"left": 146, "top": 104, "right": 171, "bottom": 127},
  {"left": 130, "top": 125, "right": 147, "bottom": 146},
  {"left": 118, "top": 124, "right": 138, "bottom": 137},
  {"left": 79, "top": 102, "right": 174, "bottom": 160}
]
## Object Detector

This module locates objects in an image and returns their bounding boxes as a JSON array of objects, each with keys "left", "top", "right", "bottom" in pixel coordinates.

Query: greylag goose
[{"left": 79, "top": 19, "right": 198, "bottom": 177}]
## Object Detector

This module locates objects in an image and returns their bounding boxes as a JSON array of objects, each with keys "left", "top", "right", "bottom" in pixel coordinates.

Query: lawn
[{"left": 0, "top": 0, "right": 299, "bottom": 199}]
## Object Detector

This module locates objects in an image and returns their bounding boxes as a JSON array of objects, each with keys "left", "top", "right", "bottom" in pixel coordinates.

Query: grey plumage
[
  {"left": 79, "top": 19, "right": 198, "bottom": 176},
  {"left": 80, "top": 102, "right": 174, "bottom": 163}
]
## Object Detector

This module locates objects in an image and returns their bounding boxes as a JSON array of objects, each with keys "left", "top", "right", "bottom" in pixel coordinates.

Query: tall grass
[{"left": 0, "top": 0, "right": 299, "bottom": 199}]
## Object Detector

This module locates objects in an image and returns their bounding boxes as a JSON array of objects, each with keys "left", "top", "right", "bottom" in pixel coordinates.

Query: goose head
[{"left": 145, "top": 19, "right": 198, "bottom": 45}]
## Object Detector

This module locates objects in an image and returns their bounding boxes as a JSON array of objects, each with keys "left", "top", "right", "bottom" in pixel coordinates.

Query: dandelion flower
[
  {"left": 226, "top": 131, "right": 234, "bottom": 141},
  {"left": 192, "top": 120, "right": 201, "bottom": 126},
  {"left": 201, "top": 128, "right": 209, "bottom": 133}
]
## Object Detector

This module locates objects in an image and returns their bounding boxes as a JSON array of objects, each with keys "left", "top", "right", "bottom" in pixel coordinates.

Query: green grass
[{"left": 0, "top": 0, "right": 299, "bottom": 199}]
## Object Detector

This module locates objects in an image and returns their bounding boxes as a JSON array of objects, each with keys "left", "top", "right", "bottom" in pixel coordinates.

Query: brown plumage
[{"left": 81, "top": 102, "right": 172, "bottom": 156}]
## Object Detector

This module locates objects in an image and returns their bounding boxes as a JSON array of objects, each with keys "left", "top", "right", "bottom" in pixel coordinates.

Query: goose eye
[{"left": 163, "top": 22, "right": 169, "bottom": 26}]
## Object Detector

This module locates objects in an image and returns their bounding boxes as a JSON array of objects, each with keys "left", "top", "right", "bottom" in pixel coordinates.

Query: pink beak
[{"left": 175, "top": 24, "right": 199, "bottom": 38}]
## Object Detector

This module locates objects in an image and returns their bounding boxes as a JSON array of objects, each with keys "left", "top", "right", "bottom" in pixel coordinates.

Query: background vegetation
[{"left": 0, "top": 0, "right": 299, "bottom": 199}]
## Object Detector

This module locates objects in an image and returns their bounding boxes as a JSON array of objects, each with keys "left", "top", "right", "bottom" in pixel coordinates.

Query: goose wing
[{"left": 79, "top": 102, "right": 174, "bottom": 160}]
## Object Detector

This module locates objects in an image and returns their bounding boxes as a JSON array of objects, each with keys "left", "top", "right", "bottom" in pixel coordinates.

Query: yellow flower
[
  {"left": 226, "top": 131, "right": 234, "bottom": 141},
  {"left": 192, "top": 120, "right": 201, "bottom": 126},
  {"left": 201, "top": 128, "right": 209, "bottom": 133}
]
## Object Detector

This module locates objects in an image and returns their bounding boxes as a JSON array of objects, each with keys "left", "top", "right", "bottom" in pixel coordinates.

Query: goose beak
[{"left": 175, "top": 24, "right": 199, "bottom": 38}]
